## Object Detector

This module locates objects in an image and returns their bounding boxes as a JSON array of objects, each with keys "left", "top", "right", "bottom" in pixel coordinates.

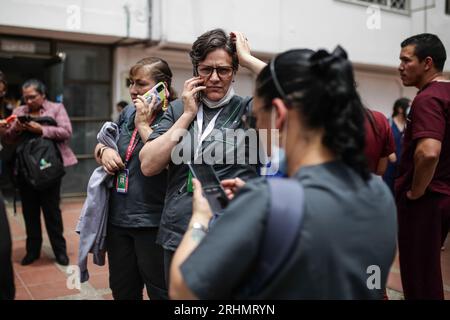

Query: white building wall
[
  {"left": 154, "top": 0, "right": 448, "bottom": 69},
  {"left": 0, "top": 0, "right": 149, "bottom": 41}
]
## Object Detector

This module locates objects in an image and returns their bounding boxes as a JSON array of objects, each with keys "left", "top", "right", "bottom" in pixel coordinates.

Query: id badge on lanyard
[
  {"left": 116, "top": 128, "right": 139, "bottom": 194},
  {"left": 116, "top": 169, "right": 129, "bottom": 193},
  {"left": 187, "top": 106, "right": 222, "bottom": 193}
]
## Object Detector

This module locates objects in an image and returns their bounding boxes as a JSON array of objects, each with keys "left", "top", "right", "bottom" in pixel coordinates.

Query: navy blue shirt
[
  {"left": 108, "top": 105, "right": 168, "bottom": 228},
  {"left": 181, "top": 161, "right": 397, "bottom": 299}
]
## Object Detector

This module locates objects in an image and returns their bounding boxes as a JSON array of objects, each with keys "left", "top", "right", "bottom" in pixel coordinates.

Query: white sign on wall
[{"left": 0, "top": 39, "right": 36, "bottom": 53}]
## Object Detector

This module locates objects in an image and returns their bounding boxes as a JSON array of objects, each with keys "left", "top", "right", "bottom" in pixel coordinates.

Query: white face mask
[
  {"left": 201, "top": 85, "right": 235, "bottom": 109},
  {"left": 261, "top": 108, "right": 287, "bottom": 177}
]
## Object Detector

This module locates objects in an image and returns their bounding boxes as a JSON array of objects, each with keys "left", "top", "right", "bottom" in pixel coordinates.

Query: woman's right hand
[
  {"left": 101, "top": 148, "right": 125, "bottom": 175},
  {"left": 181, "top": 77, "right": 206, "bottom": 120}
]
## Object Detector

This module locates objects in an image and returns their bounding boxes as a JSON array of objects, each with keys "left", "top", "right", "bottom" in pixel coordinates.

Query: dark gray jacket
[
  {"left": 108, "top": 105, "right": 168, "bottom": 228},
  {"left": 149, "top": 96, "right": 258, "bottom": 251}
]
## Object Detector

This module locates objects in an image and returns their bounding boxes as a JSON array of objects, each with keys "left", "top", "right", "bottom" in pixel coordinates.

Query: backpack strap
[{"left": 242, "top": 178, "right": 305, "bottom": 297}]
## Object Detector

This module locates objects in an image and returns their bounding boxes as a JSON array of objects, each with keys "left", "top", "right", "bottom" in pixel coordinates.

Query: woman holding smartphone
[
  {"left": 3, "top": 79, "right": 77, "bottom": 267},
  {"left": 94, "top": 57, "right": 176, "bottom": 300}
]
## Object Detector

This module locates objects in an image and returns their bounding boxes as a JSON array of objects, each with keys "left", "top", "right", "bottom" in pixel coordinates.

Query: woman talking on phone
[
  {"left": 94, "top": 57, "right": 176, "bottom": 300},
  {"left": 139, "top": 29, "right": 265, "bottom": 284}
]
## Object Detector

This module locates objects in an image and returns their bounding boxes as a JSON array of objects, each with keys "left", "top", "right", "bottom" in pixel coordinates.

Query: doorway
[{"left": 0, "top": 36, "right": 112, "bottom": 197}]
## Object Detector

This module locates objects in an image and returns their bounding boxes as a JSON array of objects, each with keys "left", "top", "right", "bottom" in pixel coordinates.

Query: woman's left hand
[
  {"left": 134, "top": 95, "right": 156, "bottom": 128},
  {"left": 230, "top": 31, "right": 267, "bottom": 75},
  {"left": 24, "top": 121, "right": 43, "bottom": 135},
  {"left": 230, "top": 31, "right": 252, "bottom": 69}
]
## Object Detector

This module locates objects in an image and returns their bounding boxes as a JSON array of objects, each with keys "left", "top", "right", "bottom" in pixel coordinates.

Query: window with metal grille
[{"left": 337, "top": 0, "right": 411, "bottom": 14}]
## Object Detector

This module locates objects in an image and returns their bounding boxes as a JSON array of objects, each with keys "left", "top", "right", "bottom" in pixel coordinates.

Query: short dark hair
[
  {"left": 401, "top": 33, "right": 447, "bottom": 72},
  {"left": 22, "top": 79, "right": 46, "bottom": 96},
  {"left": 189, "top": 29, "right": 239, "bottom": 72},
  {"left": 117, "top": 100, "right": 128, "bottom": 109},
  {"left": 392, "top": 97, "right": 410, "bottom": 117}
]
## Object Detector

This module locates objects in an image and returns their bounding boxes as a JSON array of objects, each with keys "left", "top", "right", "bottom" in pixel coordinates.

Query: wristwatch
[
  {"left": 192, "top": 222, "right": 208, "bottom": 232},
  {"left": 191, "top": 222, "right": 208, "bottom": 241},
  {"left": 97, "top": 146, "right": 108, "bottom": 160}
]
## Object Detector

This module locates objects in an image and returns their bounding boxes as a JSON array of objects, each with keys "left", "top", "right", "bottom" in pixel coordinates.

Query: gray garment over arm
[{"left": 76, "top": 122, "right": 119, "bottom": 282}]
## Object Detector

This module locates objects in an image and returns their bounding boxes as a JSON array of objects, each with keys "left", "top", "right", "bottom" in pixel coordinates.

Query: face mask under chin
[
  {"left": 260, "top": 108, "right": 288, "bottom": 177},
  {"left": 201, "top": 80, "right": 235, "bottom": 109}
]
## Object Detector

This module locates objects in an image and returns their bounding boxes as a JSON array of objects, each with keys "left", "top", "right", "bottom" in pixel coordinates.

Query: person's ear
[
  {"left": 423, "top": 56, "right": 433, "bottom": 71},
  {"left": 271, "top": 98, "right": 288, "bottom": 130}
]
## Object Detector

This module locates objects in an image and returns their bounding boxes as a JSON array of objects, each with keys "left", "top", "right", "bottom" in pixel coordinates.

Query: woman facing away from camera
[
  {"left": 94, "top": 57, "right": 176, "bottom": 300},
  {"left": 139, "top": 29, "right": 266, "bottom": 285},
  {"left": 169, "top": 44, "right": 397, "bottom": 299}
]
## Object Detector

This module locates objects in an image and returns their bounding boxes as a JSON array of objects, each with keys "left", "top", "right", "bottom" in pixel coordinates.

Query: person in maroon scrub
[
  {"left": 396, "top": 33, "right": 450, "bottom": 300},
  {"left": 364, "top": 109, "right": 395, "bottom": 176}
]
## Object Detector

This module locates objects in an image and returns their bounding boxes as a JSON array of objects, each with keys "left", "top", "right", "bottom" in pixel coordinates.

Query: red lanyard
[
  {"left": 124, "top": 128, "right": 140, "bottom": 167},
  {"left": 124, "top": 113, "right": 158, "bottom": 167}
]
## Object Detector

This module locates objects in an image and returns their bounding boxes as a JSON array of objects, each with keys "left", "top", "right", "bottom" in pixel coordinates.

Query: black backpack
[{"left": 15, "top": 116, "right": 65, "bottom": 189}]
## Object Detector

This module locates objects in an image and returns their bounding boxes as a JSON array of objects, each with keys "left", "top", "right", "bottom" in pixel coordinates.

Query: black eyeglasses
[
  {"left": 23, "top": 94, "right": 40, "bottom": 101},
  {"left": 197, "top": 65, "right": 234, "bottom": 79}
]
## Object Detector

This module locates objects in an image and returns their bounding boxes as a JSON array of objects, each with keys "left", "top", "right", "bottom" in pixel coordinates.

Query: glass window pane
[
  {"left": 57, "top": 43, "right": 111, "bottom": 81},
  {"left": 63, "top": 83, "right": 111, "bottom": 118},
  {"left": 70, "top": 121, "right": 105, "bottom": 155},
  {"left": 61, "top": 159, "right": 98, "bottom": 195}
]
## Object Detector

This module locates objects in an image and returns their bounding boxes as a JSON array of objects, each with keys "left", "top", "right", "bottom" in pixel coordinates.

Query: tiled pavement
[
  {"left": 6, "top": 198, "right": 149, "bottom": 300},
  {"left": 4, "top": 197, "right": 450, "bottom": 300}
]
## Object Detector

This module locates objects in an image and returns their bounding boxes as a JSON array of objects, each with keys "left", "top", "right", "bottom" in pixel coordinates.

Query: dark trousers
[
  {"left": 163, "top": 249, "right": 174, "bottom": 289},
  {"left": 397, "top": 192, "right": 450, "bottom": 300},
  {"left": 18, "top": 179, "right": 66, "bottom": 257},
  {"left": 107, "top": 224, "right": 167, "bottom": 300},
  {"left": 0, "top": 195, "right": 15, "bottom": 300}
]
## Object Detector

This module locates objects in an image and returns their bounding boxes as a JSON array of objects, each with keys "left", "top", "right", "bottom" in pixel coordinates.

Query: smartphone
[
  {"left": 142, "top": 82, "right": 166, "bottom": 110},
  {"left": 188, "top": 163, "right": 229, "bottom": 213},
  {"left": 18, "top": 115, "right": 32, "bottom": 123},
  {"left": 193, "top": 67, "right": 204, "bottom": 101},
  {"left": 5, "top": 114, "right": 17, "bottom": 124}
]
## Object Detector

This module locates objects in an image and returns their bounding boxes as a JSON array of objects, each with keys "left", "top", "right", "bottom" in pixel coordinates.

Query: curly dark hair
[
  {"left": 189, "top": 28, "right": 238, "bottom": 72},
  {"left": 256, "top": 46, "right": 370, "bottom": 181}
]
